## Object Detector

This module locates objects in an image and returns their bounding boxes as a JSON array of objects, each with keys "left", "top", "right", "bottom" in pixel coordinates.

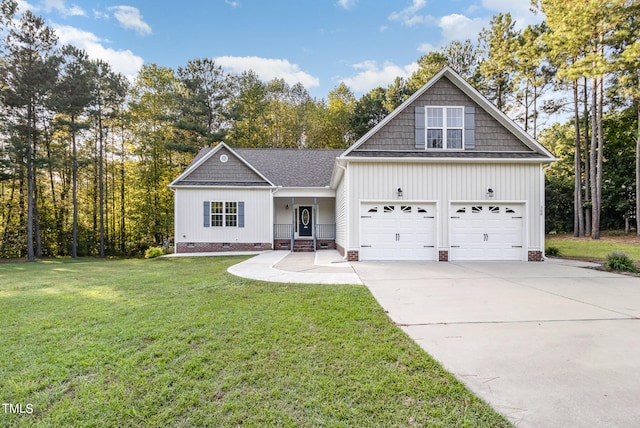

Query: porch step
[{"left": 293, "top": 240, "right": 315, "bottom": 252}]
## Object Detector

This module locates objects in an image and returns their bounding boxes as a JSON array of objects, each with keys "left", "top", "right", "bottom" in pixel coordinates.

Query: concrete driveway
[{"left": 352, "top": 260, "right": 640, "bottom": 428}]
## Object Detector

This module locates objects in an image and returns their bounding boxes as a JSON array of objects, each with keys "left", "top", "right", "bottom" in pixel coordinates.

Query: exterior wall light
[
  {"left": 397, "top": 187, "right": 403, "bottom": 198},
  {"left": 487, "top": 188, "right": 495, "bottom": 198}
]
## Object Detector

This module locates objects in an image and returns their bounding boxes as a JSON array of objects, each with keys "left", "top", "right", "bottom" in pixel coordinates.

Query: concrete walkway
[{"left": 227, "top": 250, "right": 362, "bottom": 284}]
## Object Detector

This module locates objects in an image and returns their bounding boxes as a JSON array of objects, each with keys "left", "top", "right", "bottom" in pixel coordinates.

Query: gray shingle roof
[
  {"left": 236, "top": 148, "right": 343, "bottom": 187},
  {"left": 179, "top": 147, "right": 343, "bottom": 188}
]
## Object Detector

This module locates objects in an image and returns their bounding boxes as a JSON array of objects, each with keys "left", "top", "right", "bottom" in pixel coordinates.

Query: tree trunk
[
  {"left": 573, "top": 80, "right": 584, "bottom": 237},
  {"left": 99, "top": 115, "right": 105, "bottom": 257},
  {"left": 636, "top": 100, "right": 640, "bottom": 236},
  {"left": 583, "top": 78, "right": 591, "bottom": 235},
  {"left": 590, "top": 76, "right": 600, "bottom": 240},
  {"left": 72, "top": 113, "right": 78, "bottom": 258},
  {"left": 27, "top": 103, "right": 35, "bottom": 261}
]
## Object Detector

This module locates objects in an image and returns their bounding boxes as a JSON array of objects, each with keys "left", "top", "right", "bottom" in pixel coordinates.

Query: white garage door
[
  {"left": 360, "top": 203, "right": 436, "bottom": 261},
  {"left": 450, "top": 204, "right": 524, "bottom": 261}
]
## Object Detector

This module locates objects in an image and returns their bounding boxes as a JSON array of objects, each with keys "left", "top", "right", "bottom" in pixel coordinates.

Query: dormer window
[{"left": 426, "top": 106, "right": 464, "bottom": 149}]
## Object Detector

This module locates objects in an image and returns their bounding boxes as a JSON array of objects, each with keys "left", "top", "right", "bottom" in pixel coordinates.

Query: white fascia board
[
  {"left": 329, "top": 158, "right": 346, "bottom": 189},
  {"left": 274, "top": 187, "right": 335, "bottom": 198},
  {"left": 341, "top": 156, "right": 557, "bottom": 164},
  {"left": 170, "top": 185, "right": 274, "bottom": 190}
]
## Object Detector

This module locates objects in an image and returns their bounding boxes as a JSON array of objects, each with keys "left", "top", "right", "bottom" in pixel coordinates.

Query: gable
[
  {"left": 174, "top": 146, "right": 271, "bottom": 186},
  {"left": 354, "top": 75, "right": 530, "bottom": 153},
  {"left": 342, "top": 67, "right": 555, "bottom": 162}
]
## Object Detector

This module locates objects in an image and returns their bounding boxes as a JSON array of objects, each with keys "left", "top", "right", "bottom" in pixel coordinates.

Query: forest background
[{"left": 1, "top": 0, "right": 639, "bottom": 260}]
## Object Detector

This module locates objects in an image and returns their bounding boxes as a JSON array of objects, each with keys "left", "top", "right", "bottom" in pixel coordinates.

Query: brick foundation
[
  {"left": 274, "top": 239, "right": 291, "bottom": 250},
  {"left": 528, "top": 250, "right": 543, "bottom": 262},
  {"left": 438, "top": 250, "right": 449, "bottom": 262},
  {"left": 176, "top": 242, "right": 272, "bottom": 253},
  {"left": 347, "top": 250, "right": 359, "bottom": 261}
]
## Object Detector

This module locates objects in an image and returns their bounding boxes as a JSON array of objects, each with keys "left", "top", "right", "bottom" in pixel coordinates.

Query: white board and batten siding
[
  {"left": 335, "top": 178, "right": 347, "bottom": 250},
  {"left": 347, "top": 162, "right": 544, "bottom": 258},
  {"left": 174, "top": 188, "right": 272, "bottom": 244}
]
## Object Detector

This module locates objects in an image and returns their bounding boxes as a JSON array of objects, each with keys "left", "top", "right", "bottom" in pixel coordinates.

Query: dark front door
[{"left": 298, "top": 206, "right": 313, "bottom": 237}]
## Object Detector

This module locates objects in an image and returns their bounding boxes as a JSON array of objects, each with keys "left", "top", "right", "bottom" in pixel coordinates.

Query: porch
[{"left": 273, "top": 196, "right": 336, "bottom": 252}]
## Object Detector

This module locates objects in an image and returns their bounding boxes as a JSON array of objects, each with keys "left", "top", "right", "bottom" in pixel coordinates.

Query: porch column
[
  {"left": 313, "top": 197, "right": 317, "bottom": 252},
  {"left": 290, "top": 196, "right": 295, "bottom": 252}
]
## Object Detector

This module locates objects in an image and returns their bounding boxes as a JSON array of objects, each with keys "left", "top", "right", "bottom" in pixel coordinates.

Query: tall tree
[
  {"left": 226, "top": 70, "right": 268, "bottom": 147},
  {"left": 478, "top": 13, "right": 519, "bottom": 111},
  {"left": 52, "top": 45, "right": 93, "bottom": 258},
  {"left": 0, "top": 5, "right": 59, "bottom": 260},
  {"left": 89, "top": 59, "right": 128, "bottom": 256}
]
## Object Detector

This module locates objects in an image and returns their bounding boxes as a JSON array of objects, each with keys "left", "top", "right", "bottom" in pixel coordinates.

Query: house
[{"left": 169, "top": 67, "right": 556, "bottom": 261}]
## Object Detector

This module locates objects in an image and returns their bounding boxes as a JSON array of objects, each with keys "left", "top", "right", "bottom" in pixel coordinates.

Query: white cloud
[
  {"left": 417, "top": 42, "right": 436, "bottom": 53},
  {"left": 225, "top": 0, "right": 240, "bottom": 8},
  {"left": 438, "top": 14, "right": 486, "bottom": 42},
  {"left": 214, "top": 56, "right": 320, "bottom": 88},
  {"left": 388, "top": 0, "right": 433, "bottom": 27},
  {"left": 109, "top": 5, "right": 151, "bottom": 36},
  {"left": 55, "top": 24, "right": 144, "bottom": 79},
  {"left": 44, "top": 0, "right": 85, "bottom": 16},
  {"left": 480, "top": 0, "right": 542, "bottom": 30},
  {"left": 337, "top": 0, "right": 357, "bottom": 10},
  {"left": 15, "top": 0, "right": 39, "bottom": 12},
  {"left": 340, "top": 60, "right": 418, "bottom": 94}
]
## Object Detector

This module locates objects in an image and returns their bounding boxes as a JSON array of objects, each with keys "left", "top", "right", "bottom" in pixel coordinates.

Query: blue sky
[{"left": 15, "top": 0, "right": 541, "bottom": 99}]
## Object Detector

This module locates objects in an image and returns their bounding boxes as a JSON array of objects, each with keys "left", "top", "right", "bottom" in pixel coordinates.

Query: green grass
[
  {"left": 546, "top": 235, "right": 640, "bottom": 261},
  {"left": 0, "top": 257, "right": 510, "bottom": 427}
]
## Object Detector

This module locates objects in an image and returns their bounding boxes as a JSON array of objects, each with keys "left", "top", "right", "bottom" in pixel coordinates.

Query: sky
[{"left": 14, "top": 0, "right": 543, "bottom": 99}]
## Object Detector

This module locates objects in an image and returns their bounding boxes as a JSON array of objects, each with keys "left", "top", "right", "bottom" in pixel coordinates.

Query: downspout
[
  {"left": 291, "top": 196, "right": 295, "bottom": 253},
  {"left": 170, "top": 187, "right": 177, "bottom": 254},
  {"left": 541, "top": 163, "right": 552, "bottom": 260},
  {"left": 335, "top": 161, "right": 348, "bottom": 259},
  {"left": 313, "top": 196, "right": 317, "bottom": 252},
  {"left": 270, "top": 186, "right": 281, "bottom": 250}
]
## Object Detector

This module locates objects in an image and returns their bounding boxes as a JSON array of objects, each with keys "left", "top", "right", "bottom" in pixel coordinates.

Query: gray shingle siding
[
  {"left": 181, "top": 147, "right": 269, "bottom": 185},
  {"left": 354, "top": 76, "right": 532, "bottom": 153}
]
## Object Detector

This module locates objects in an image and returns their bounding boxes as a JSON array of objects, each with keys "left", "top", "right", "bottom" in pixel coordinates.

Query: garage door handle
[
  {"left": 513, "top": 216, "right": 523, "bottom": 219},
  {"left": 425, "top": 216, "right": 435, "bottom": 218},
  {"left": 451, "top": 245, "right": 461, "bottom": 248},
  {"left": 361, "top": 245, "right": 372, "bottom": 248},
  {"left": 512, "top": 245, "right": 523, "bottom": 248},
  {"left": 361, "top": 215, "right": 371, "bottom": 218},
  {"left": 396, "top": 233, "right": 400, "bottom": 241},
  {"left": 451, "top": 216, "right": 460, "bottom": 219},
  {"left": 424, "top": 245, "right": 435, "bottom": 248}
]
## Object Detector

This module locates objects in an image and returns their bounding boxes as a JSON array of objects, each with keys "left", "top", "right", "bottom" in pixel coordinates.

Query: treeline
[{"left": 0, "top": 0, "right": 639, "bottom": 259}]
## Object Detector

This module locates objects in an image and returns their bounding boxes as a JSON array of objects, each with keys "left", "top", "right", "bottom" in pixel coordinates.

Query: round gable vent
[{"left": 219, "top": 154, "right": 229, "bottom": 163}]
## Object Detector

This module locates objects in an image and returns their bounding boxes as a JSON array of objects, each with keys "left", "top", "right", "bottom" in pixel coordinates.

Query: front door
[{"left": 298, "top": 206, "right": 313, "bottom": 237}]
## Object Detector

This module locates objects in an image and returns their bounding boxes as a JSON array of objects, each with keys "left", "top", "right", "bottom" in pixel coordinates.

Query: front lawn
[
  {"left": 546, "top": 233, "right": 640, "bottom": 261},
  {"left": 0, "top": 257, "right": 510, "bottom": 427}
]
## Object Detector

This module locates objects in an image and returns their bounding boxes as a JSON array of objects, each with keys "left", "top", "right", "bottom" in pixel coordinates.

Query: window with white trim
[
  {"left": 211, "top": 201, "right": 237, "bottom": 227},
  {"left": 426, "top": 106, "right": 464, "bottom": 149}
]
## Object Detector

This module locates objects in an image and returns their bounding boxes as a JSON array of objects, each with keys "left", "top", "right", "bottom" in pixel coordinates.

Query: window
[
  {"left": 211, "top": 201, "right": 237, "bottom": 227},
  {"left": 426, "top": 106, "right": 464, "bottom": 149}
]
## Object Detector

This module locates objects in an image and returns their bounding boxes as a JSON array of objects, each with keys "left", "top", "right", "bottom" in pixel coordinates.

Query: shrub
[
  {"left": 545, "top": 246, "right": 561, "bottom": 257},
  {"left": 144, "top": 247, "right": 164, "bottom": 259},
  {"left": 606, "top": 251, "right": 638, "bottom": 273}
]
